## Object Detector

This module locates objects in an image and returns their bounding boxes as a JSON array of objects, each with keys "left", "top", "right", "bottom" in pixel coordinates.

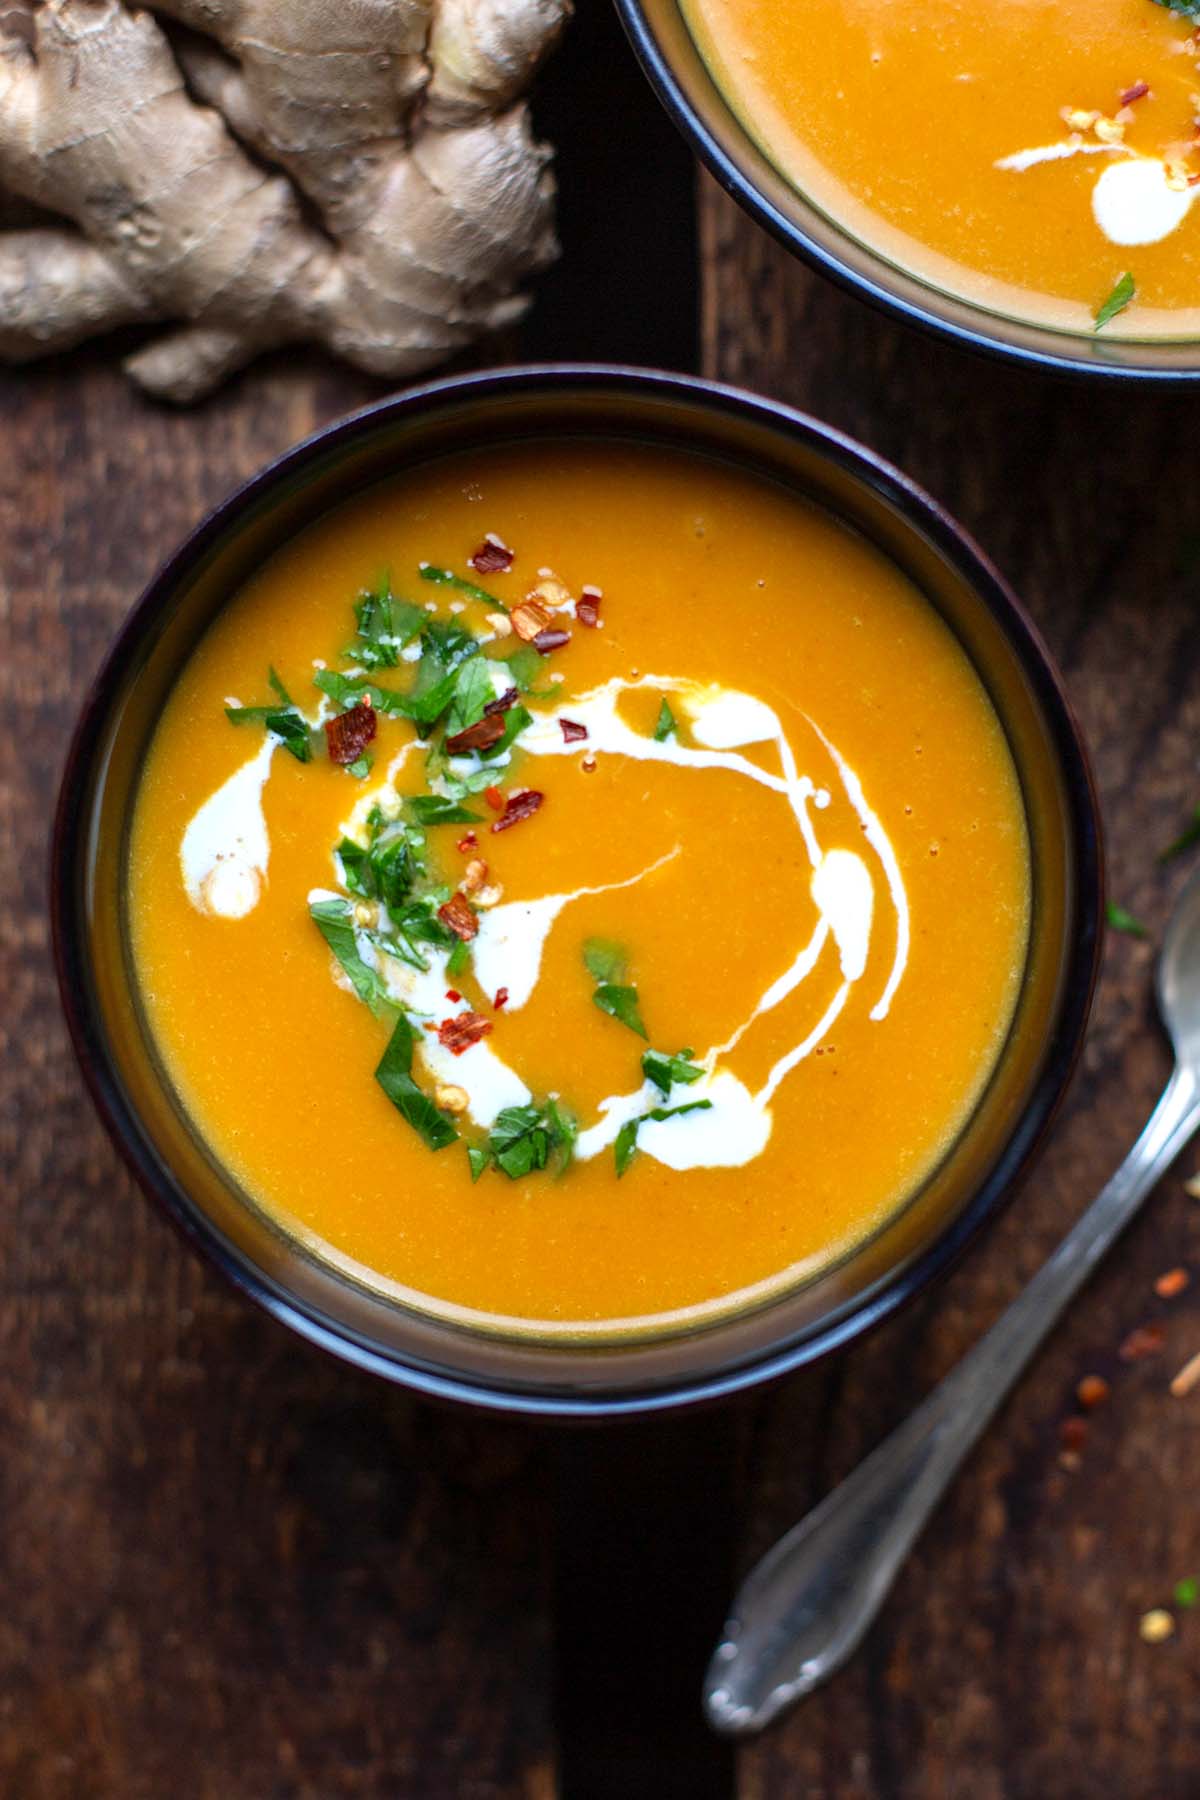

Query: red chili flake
[
  {"left": 494, "top": 987, "right": 509, "bottom": 1010},
  {"left": 577, "top": 588, "right": 602, "bottom": 628},
  {"left": 445, "top": 988, "right": 462, "bottom": 1004},
  {"left": 560, "top": 718, "right": 588, "bottom": 743},
  {"left": 483, "top": 686, "right": 519, "bottom": 717},
  {"left": 1058, "top": 1416, "right": 1089, "bottom": 1453},
  {"left": 423, "top": 1021, "right": 437, "bottom": 1030},
  {"left": 1156, "top": 1267, "right": 1191, "bottom": 1299},
  {"left": 484, "top": 785, "right": 505, "bottom": 812},
  {"left": 437, "top": 892, "right": 478, "bottom": 941},
  {"left": 1120, "top": 79, "right": 1150, "bottom": 106},
  {"left": 324, "top": 702, "right": 376, "bottom": 765},
  {"left": 492, "top": 789, "right": 544, "bottom": 833},
  {"left": 511, "top": 600, "right": 552, "bottom": 642},
  {"left": 456, "top": 832, "right": 478, "bottom": 852},
  {"left": 438, "top": 1011, "right": 493, "bottom": 1055},
  {"left": 1119, "top": 1322, "right": 1166, "bottom": 1362},
  {"left": 1076, "top": 1374, "right": 1110, "bottom": 1410},
  {"left": 533, "top": 627, "right": 571, "bottom": 656},
  {"left": 469, "top": 536, "right": 514, "bottom": 575},
  {"left": 445, "top": 713, "right": 506, "bottom": 756}
]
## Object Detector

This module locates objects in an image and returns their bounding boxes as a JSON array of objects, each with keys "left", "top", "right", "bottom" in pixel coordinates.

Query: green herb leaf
[
  {"left": 1151, "top": 0, "right": 1200, "bottom": 17},
  {"left": 1174, "top": 1576, "right": 1198, "bottom": 1609},
  {"left": 1159, "top": 805, "right": 1200, "bottom": 863},
  {"left": 1094, "top": 271, "right": 1136, "bottom": 332},
  {"left": 225, "top": 670, "right": 312, "bottom": 763},
  {"left": 467, "top": 1145, "right": 491, "bottom": 1182},
  {"left": 445, "top": 655, "right": 496, "bottom": 739},
  {"left": 653, "top": 697, "right": 678, "bottom": 742},
  {"left": 614, "top": 1100, "right": 713, "bottom": 1177},
  {"left": 583, "top": 938, "right": 628, "bottom": 983},
  {"left": 544, "top": 1097, "right": 578, "bottom": 1175},
  {"left": 375, "top": 1014, "right": 458, "bottom": 1150},
  {"left": 309, "top": 896, "right": 392, "bottom": 1013},
  {"left": 641, "top": 1047, "right": 704, "bottom": 1099},
  {"left": 404, "top": 795, "right": 482, "bottom": 827},
  {"left": 420, "top": 563, "right": 507, "bottom": 612},
  {"left": 481, "top": 1101, "right": 576, "bottom": 1181},
  {"left": 593, "top": 983, "right": 647, "bottom": 1038},
  {"left": 483, "top": 702, "right": 532, "bottom": 760},
  {"left": 447, "top": 936, "right": 471, "bottom": 978},
  {"left": 346, "top": 753, "right": 372, "bottom": 780},
  {"left": 350, "top": 576, "right": 425, "bottom": 669},
  {"left": 268, "top": 665, "right": 293, "bottom": 706},
  {"left": 504, "top": 644, "right": 554, "bottom": 696},
  {"left": 1106, "top": 900, "right": 1148, "bottom": 938}
]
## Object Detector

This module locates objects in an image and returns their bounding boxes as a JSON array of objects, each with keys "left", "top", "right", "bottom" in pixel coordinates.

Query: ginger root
[{"left": 0, "top": 0, "right": 567, "bottom": 400}]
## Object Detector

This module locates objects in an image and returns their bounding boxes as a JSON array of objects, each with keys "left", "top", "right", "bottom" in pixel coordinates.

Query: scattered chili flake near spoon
[
  {"left": 1076, "top": 1373, "right": 1110, "bottom": 1409},
  {"left": 1155, "top": 1267, "right": 1190, "bottom": 1299},
  {"left": 1119, "top": 1321, "right": 1166, "bottom": 1361}
]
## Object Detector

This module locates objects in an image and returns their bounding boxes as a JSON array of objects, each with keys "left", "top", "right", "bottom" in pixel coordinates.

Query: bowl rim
[
  {"left": 50, "top": 363, "right": 1104, "bottom": 1416},
  {"left": 613, "top": 0, "right": 1200, "bottom": 385}
]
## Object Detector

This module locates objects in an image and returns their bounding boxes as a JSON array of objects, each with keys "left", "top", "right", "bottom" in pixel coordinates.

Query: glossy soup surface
[
  {"left": 129, "top": 442, "right": 1030, "bottom": 1331},
  {"left": 683, "top": 0, "right": 1200, "bottom": 335}
]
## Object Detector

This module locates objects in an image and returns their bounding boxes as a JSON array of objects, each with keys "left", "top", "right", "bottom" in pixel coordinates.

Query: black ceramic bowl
[
  {"left": 615, "top": 0, "right": 1200, "bottom": 382},
  {"left": 52, "top": 366, "right": 1102, "bottom": 1417}
]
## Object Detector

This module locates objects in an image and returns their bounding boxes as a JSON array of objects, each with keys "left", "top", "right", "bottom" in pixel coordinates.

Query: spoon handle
[{"left": 705, "top": 1062, "right": 1200, "bottom": 1737}]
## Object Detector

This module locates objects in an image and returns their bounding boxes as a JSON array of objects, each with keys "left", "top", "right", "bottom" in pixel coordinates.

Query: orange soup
[
  {"left": 128, "top": 442, "right": 1030, "bottom": 1333},
  {"left": 683, "top": 0, "right": 1200, "bottom": 335}
]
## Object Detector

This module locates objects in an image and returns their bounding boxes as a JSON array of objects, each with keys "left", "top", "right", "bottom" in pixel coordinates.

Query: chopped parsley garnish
[
  {"left": 653, "top": 698, "right": 678, "bottom": 743},
  {"left": 375, "top": 1013, "right": 458, "bottom": 1151},
  {"left": 346, "top": 753, "right": 372, "bottom": 780},
  {"left": 583, "top": 937, "right": 647, "bottom": 1037},
  {"left": 225, "top": 666, "right": 313, "bottom": 762},
  {"left": 419, "top": 563, "right": 507, "bottom": 612},
  {"left": 1094, "top": 272, "right": 1136, "bottom": 332},
  {"left": 1159, "top": 806, "right": 1200, "bottom": 863},
  {"left": 504, "top": 644, "right": 554, "bottom": 696},
  {"left": 470, "top": 1100, "right": 577, "bottom": 1181},
  {"left": 444, "top": 655, "right": 495, "bottom": 739},
  {"left": 1106, "top": 900, "right": 1148, "bottom": 938},
  {"left": 1152, "top": 0, "right": 1200, "bottom": 15},
  {"left": 337, "top": 818, "right": 419, "bottom": 911},
  {"left": 446, "top": 936, "right": 471, "bottom": 979},
  {"left": 404, "top": 795, "right": 482, "bottom": 827},
  {"left": 347, "top": 575, "right": 425, "bottom": 669},
  {"left": 309, "top": 896, "right": 395, "bottom": 1013},
  {"left": 614, "top": 1101, "right": 712, "bottom": 1177},
  {"left": 642, "top": 1047, "right": 705, "bottom": 1099}
]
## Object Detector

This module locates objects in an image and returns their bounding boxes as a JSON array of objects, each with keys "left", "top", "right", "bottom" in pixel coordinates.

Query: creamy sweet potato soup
[
  {"left": 129, "top": 443, "right": 1030, "bottom": 1332},
  {"left": 683, "top": 0, "right": 1200, "bottom": 335}
]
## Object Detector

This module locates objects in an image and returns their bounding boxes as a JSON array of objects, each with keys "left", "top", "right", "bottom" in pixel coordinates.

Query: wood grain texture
[{"left": 700, "top": 174, "right": 1200, "bottom": 1800}]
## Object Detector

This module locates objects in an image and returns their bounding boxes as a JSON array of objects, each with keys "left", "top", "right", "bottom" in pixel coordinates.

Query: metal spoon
[{"left": 705, "top": 860, "right": 1200, "bottom": 1737}]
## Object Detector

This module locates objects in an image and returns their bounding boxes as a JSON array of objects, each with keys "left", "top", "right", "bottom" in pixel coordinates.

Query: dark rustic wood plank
[{"left": 698, "top": 175, "right": 1200, "bottom": 1799}]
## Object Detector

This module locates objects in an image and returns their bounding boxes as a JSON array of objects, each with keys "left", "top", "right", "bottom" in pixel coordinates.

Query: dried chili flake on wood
[
  {"left": 469, "top": 536, "right": 514, "bottom": 574},
  {"left": 494, "top": 987, "right": 509, "bottom": 1010},
  {"left": 484, "top": 686, "right": 519, "bottom": 717},
  {"left": 492, "top": 789, "right": 544, "bottom": 833},
  {"left": 1120, "top": 80, "right": 1150, "bottom": 105},
  {"left": 1155, "top": 1267, "right": 1190, "bottom": 1299},
  {"left": 484, "top": 785, "right": 505, "bottom": 812},
  {"left": 511, "top": 600, "right": 552, "bottom": 641},
  {"left": 1119, "top": 1322, "right": 1166, "bottom": 1361},
  {"left": 533, "top": 627, "right": 571, "bottom": 656},
  {"left": 437, "top": 892, "right": 478, "bottom": 941},
  {"left": 560, "top": 718, "right": 588, "bottom": 743},
  {"left": 1076, "top": 1374, "right": 1110, "bottom": 1410},
  {"left": 576, "top": 588, "right": 602, "bottom": 627},
  {"left": 438, "top": 1011, "right": 493, "bottom": 1055},
  {"left": 446, "top": 713, "right": 506, "bottom": 755},
  {"left": 1059, "top": 1416, "right": 1089, "bottom": 1452},
  {"left": 324, "top": 702, "right": 376, "bottom": 765}
]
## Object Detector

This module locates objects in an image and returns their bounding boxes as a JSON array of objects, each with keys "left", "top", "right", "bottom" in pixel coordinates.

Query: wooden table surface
[{"left": 4, "top": 6, "right": 1200, "bottom": 1796}]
